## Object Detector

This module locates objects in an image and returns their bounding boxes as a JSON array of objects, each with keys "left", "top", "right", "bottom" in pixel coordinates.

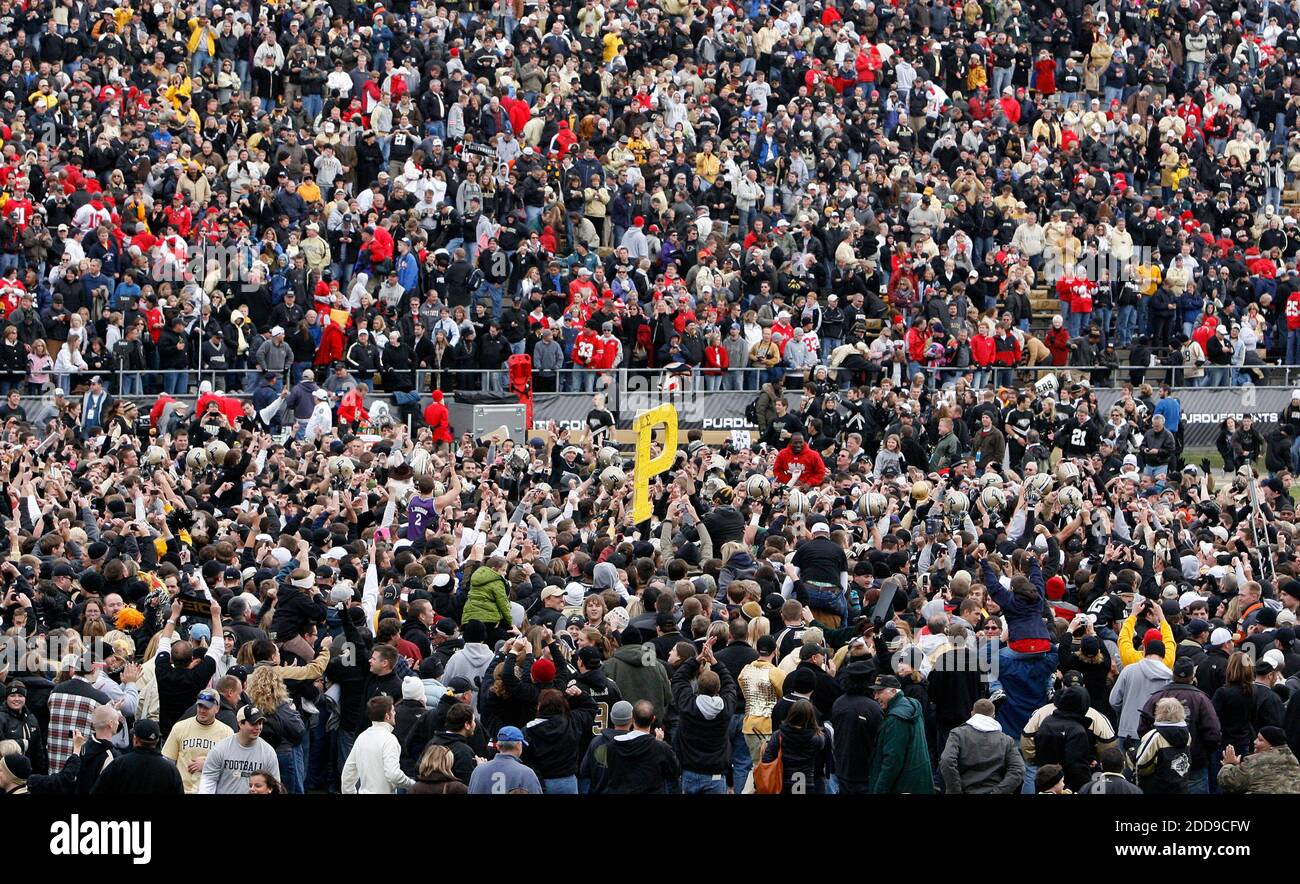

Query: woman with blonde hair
[
  {"left": 410, "top": 743, "right": 469, "bottom": 794},
  {"left": 54, "top": 332, "right": 88, "bottom": 393},
  {"left": 246, "top": 664, "right": 307, "bottom": 793},
  {"left": 872, "top": 433, "right": 905, "bottom": 477},
  {"left": 26, "top": 338, "right": 52, "bottom": 394}
]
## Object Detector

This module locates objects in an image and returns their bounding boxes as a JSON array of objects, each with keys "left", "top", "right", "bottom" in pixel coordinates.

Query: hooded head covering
[{"left": 592, "top": 562, "right": 626, "bottom": 598}]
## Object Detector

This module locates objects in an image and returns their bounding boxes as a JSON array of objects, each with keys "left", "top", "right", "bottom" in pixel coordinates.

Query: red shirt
[
  {"left": 143, "top": 307, "right": 164, "bottom": 344},
  {"left": 1287, "top": 290, "right": 1300, "bottom": 330},
  {"left": 572, "top": 329, "right": 602, "bottom": 367},
  {"left": 5, "top": 197, "right": 34, "bottom": 230},
  {"left": 773, "top": 445, "right": 827, "bottom": 487},
  {"left": 164, "top": 204, "right": 193, "bottom": 237}
]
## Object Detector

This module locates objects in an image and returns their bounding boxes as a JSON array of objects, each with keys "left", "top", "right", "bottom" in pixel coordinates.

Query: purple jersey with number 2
[{"left": 406, "top": 495, "right": 437, "bottom": 542}]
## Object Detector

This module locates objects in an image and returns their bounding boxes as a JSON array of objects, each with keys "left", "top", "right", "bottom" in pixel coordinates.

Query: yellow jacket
[
  {"left": 28, "top": 89, "right": 59, "bottom": 110},
  {"left": 695, "top": 151, "right": 720, "bottom": 185},
  {"left": 164, "top": 77, "right": 194, "bottom": 111},
  {"left": 1117, "top": 614, "right": 1175, "bottom": 668},
  {"left": 188, "top": 19, "right": 217, "bottom": 55}
]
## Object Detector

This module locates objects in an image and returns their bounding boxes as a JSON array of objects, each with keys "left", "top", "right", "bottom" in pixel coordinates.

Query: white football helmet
[
  {"left": 508, "top": 446, "right": 532, "bottom": 472},
  {"left": 599, "top": 466, "right": 626, "bottom": 492},
  {"left": 745, "top": 474, "right": 771, "bottom": 500},
  {"left": 980, "top": 485, "right": 1007, "bottom": 512},
  {"left": 205, "top": 439, "right": 229, "bottom": 465},
  {"left": 1056, "top": 460, "right": 1080, "bottom": 485},
  {"left": 859, "top": 492, "right": 888, "bottom": 518},
  {"left": 787, "top": 489, "right": 811, "bottom": 516},
  {"left": 1026, "top": 473, "right": 1054, "bottom": 498},
  {"left": 185, "top": 448, "right": 209, "bottom": 472},
  {"left": 1058, "top": 484, "right": 1084, "bottom": 513},
  {"left": 944, "top": 490, "right": 970, "bottom": 515}
]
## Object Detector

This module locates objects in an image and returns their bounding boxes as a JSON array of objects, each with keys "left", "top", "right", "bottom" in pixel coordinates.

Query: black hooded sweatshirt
[
  {"left": 603, "top": 729, "right": 682, "bottom": 794},
  {"left": 522, "top": 690, "right": 598, "bottom": 780}
]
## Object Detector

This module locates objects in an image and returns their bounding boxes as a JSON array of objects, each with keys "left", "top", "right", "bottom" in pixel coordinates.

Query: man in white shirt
[{"left": 341, "top": 696, "right": 415, "bottom": 794}]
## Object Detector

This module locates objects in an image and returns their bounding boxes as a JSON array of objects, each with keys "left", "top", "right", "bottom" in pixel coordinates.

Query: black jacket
[
  {"left": 762, "top": 721, "right": 828, "bottom": 794},
  {"left": 1197, "top": 647, "right": 1231, "bottom": 698},
  {"left": 75, "top": 737, "right": 122, "bottom": 794},
  {"left": 1033, "top": 707, "right": 1096, "bottom": 791},
  {"left": 268, "top": 586, "right": 328, "bottom": 642},
  {"left": 154, "top": 649, "right": 219, "bottom": 738},
  {"left": 1139, "top": 682, "right": 1221, "bottom": 770},
  {"left": 829, "top": 690, "right": 883, "bottom": 785},
  {"left": 521, "top": 690, "right": 597, "bottom": 779},
  {"left": 1212, "top": 684, "right": 1257, "bottom": 754},
  {"left": 670, "top": 657, "right": 739, "bottom": 774},
  {"left": 927, "top": 645, "right": 987, "bottom": 731},
  {"left": 600, "top": 729, "right": 681, "bottom": 794},
  {"left": 89, "top": 747, "right": 185, "bottom": 794},
  {"left": 0, "top": 704, "right": 44, "bottom": 773},
  {"left": 425, "top": 730, "right": 478, "bottom": 785},
  {"left": 401, "top": 618, "right": 434, "bottom": 660}
]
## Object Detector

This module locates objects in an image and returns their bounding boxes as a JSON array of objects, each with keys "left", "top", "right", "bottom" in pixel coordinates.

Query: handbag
[{"left": 753, "top": 733, "right": 784, "bottom": 795}]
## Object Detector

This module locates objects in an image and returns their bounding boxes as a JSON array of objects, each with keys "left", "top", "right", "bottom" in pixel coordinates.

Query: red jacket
[
  {"left": 339, "top": 387, "right": 370, "bottom": 425},
  {"left": 703, "top": 344, "right": 729, "bottom": 375},
  {"left": 423, "top": 400, "right": 453, "bottom": 441},
  {"left": 315, "top": 321, "right": 346, "bottom": 366},
  {"left": 993, "top": 331, "right": 1020, "bottom": 366},
  {"left": 502, "top": 96, "right": 531, "bottom": 136},
  {"left": 1045, "top": 327, "right": 1071, "bottom": 366},
  {"left": 1056, "top": 275, "right": 1095, "bottom": 312},
  {"left": 1247, "top": 255, "right": 1277, "bottom": 279},
  {"left": 906, "top": 325, "right": 930, "bottom": 363},
  {"left": 591, "top": 336, "right": 619, "bottom": 370},
  {"left": 367, "top": 226, "right": 394, "bottom": 264},
  {"left": 971, "top": 333, "right": 996, "bottom": 366},
  {"left": 773, "top": 445, "right": 827, "bottom": 487}
]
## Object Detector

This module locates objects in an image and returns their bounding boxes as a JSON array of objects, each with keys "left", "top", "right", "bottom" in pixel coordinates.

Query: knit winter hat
[
  {"left": 401, "top": 676, "right": 425, "bottom": 703},
  {"left": 531, "top": 658, "right": 556, "bottom": 684},
  {"left": 0, "top": 754, "right": 30, "bottom": 785}
]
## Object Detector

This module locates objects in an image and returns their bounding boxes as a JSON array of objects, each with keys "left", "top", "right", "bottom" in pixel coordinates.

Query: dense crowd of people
[
  {"left": 0, "top": 367, "right": 1299, "bottom": 796},
  {"left": 5, "top": 0, "right": 1300, "bottom": 800}
]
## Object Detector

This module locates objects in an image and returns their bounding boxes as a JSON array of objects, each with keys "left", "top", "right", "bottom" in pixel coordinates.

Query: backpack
[
  {"left": 744, "top": 395, "right": 760, "bottom": 425},
  {"left": 466, "top": 267, "right": 485, "bottom": 292},
  {"left": 753, "top": 733, "right": 784, "bottom": 794}
]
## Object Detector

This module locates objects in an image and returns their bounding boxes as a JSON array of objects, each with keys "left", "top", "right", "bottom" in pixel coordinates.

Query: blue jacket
[
  {"left": 996, "top": 646, "right": 1058, "bottom": 739},
  {"left": 981, "top": 559, "right": 1049, "bottom": 646},
  {"left": 468, "top": 752, "right": 542, "bottom": 794},
  {"left": 1154, "top": 396, "right": 1181, "bottom": 432},
  {"left": 397, "top": 252, "right": 420, "bottom": 292}
]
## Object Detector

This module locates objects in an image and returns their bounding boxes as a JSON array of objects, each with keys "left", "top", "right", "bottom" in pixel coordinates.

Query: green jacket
[
  {"left": 601, "top": 643, "right": 672, "bottom": 723},
  {"left": 928, "top": 431, "right": 961, "bottom": 472},
  {"left": 869, "top": 693, "right": 934, "bottom": 794},
  {"left": 461, "top": 566, "right": 512, "bottom": 626}
]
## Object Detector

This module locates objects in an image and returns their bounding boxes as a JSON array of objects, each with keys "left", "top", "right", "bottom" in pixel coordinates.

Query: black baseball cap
[
  {"left": 870, "top": 675, "right": 902, "bottom": 691},
  {"left": 133, "top": 719, "right": 161, "bottom": 743},
  {"left": 237, "top": 704, "right": 266, "bottom": 725}
]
